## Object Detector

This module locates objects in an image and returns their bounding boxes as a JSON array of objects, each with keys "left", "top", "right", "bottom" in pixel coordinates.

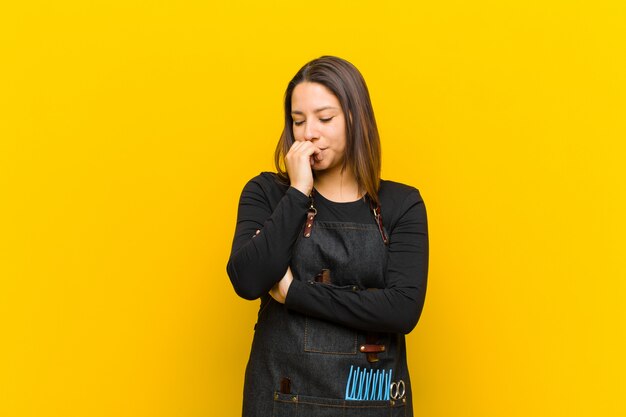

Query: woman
[{"left": 227, "top": 55, "right": 428, "bottom": 417}]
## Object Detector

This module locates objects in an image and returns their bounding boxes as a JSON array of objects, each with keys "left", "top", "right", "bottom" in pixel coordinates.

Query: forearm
[
  {"left": 285, "top": 279, "right": 426, "bottom": 334},
  {"left": 284, "top": 188, "right": 429, "bottom": 333},
  {"left": 227, "top": 184, "right": 310, "bottom": 300}
]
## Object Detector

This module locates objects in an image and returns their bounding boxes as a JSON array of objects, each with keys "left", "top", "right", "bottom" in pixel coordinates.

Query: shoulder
[
  {"left": 240, "top": 171, "right": 290, "bottom": 208},
  {"left": 379, "top": 179, "right": 424, "bottom": 207},
  {"left": 378, "top": 179, "right": 426, "bottom": 229},
  {"left": 245, "top": 171, "right": 288, "bottom": 192}
]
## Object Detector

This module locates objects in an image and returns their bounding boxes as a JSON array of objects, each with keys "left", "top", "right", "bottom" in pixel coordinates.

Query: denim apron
[{"left": 242, "top": 196, "right": 412, "bottom": 417}]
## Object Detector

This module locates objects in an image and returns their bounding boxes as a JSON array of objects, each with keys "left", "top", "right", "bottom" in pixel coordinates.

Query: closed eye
[{"left": 293, "top": 117, "right": 334, "bottom": 127}]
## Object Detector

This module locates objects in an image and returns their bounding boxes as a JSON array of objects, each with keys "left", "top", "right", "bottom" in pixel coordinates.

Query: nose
[{"left": 303, "top": 121, "right": 319, "bottom": 141}]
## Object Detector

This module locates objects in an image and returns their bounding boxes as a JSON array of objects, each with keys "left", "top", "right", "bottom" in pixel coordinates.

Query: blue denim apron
[{"left": 242, "top": 197, "right": 412, "bottom": 417}]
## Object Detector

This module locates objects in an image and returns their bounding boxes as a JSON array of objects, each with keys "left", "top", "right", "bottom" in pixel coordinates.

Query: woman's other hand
[
  {"left": 285, "top": 141, "right": 322, "bottom": 196},
  {"left": 269, "top": 266, "right": 294, "bottom": 304}
]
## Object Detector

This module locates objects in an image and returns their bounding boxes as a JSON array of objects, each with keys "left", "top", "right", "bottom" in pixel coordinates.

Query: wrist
[
  {"left": 283, "top": 278, "right": 299, "bottom": 306},
  {"left": 280, "top": 280, "right": 292, "bottom": 300},
  {"left": 290, "top": 183, "right": 312, "bottom": 197}
]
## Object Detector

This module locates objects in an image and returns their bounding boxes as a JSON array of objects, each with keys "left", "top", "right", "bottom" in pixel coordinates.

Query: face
[{"left": 291, "top": 82, "right": 347, "bottom": 173}]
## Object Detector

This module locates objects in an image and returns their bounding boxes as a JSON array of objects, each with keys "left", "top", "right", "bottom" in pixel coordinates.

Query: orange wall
[{"left": 1, "top": 1, "right": 625, "bottom": 416}]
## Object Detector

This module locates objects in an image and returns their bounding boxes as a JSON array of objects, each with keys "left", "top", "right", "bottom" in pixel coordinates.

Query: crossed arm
[{"left": 226, "top": 177, "right": 429, "bottom": 334}]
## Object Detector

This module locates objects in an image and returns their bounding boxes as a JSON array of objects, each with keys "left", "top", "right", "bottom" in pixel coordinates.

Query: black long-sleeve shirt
[{"left": 226, "top": 172, "right": 428, "bottom": 334}]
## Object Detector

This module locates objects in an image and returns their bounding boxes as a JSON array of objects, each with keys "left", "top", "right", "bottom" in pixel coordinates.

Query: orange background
[{"left": 1, "top": 1, "right": 625, "bottom": 416}]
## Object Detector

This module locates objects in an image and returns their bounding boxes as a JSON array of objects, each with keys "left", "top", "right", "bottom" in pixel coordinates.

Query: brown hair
[{"left": 274, "top": 56, "right": 382, "bottom": 204}]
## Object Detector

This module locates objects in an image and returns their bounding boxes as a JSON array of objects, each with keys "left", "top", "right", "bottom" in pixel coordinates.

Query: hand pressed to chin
[{"left": 269, "top": 267, "right": 294, "bottom": 304}]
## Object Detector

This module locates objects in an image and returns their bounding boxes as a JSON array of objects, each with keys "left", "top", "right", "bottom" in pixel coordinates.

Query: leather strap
[
  {"left": 313, "top": 269, "right": 331, "bottom": 284},
  {"left": 363, "top": 332, "right": 385, "bottom": 363},
  {"left": 359, "top": 344, "right": 386, "bottom": 353},
  {"left": 280, "top": 377, "right": 291, "bottom": 394},
  {"left": 303, "top": 190, "right": 387, "bottom": 245},
  {"left": 303, "top": 207, "right": 317, "bottom": 238},
  {"left": 370, "top": 201, "right": 388, "bottom": 245}
]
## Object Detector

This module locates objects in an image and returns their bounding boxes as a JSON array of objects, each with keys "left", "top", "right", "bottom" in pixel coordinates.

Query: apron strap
[
  {"left": 303, "top": 190, "right": 388, "bottom": 245},
  {"left": 369, "top": 199, "right": 389, "bottom": 245}
]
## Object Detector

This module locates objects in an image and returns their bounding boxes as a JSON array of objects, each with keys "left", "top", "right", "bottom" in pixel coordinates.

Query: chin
[
  {"left": 312, "top": 163, "right": 333, "bottom": 172},
  {"left": 312, "top": 158, "right": 343, "bottom": 173},
  {"left": 311, "top": 161, "right": 328, "bottom": 171}
]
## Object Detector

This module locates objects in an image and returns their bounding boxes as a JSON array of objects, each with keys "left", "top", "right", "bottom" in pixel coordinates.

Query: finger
[
  {"left": 308, "top": 147, "right": 323, "bottom": 164},
  {"left": 298, "top": 141, "right": 322, "bottom": 157},
  {"left": 287, "top": 141, "right": 321, "bottom": 159},
  {"left": 312, "top": 148, "right": 323, "bottom": 162},
  {"left": 287, "top": 140, "right": 305, "bottom": 154},
  {"left": 286, "top": 143, "right": 308, "bottom": 163}
]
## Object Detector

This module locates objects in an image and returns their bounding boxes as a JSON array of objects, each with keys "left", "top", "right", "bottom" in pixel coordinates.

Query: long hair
[{"left": 274, "top": 56, "right": 382, "bottom": 204}]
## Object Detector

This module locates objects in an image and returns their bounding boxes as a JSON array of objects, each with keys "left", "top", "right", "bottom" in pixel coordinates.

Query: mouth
[{"left": 312, "top": 149, "right": 327, "bottom": 164}]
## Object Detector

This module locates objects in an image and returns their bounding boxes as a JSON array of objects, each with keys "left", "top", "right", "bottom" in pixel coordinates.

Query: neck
[{"left": 314, "top": 168, "right": 362, "bottom": 202}]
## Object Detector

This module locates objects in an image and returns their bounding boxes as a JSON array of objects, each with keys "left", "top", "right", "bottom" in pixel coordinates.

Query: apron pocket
[
  {"left": 272, "top": 392, "right": 407, "bottom": 417},
  {"left": 304, "top": 316, "right": 358, "bottom": 355}
]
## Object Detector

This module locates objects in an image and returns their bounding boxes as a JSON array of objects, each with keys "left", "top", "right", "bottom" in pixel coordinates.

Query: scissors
[{"left": 390, "top": 379, "right": 405, "bottom": 400}]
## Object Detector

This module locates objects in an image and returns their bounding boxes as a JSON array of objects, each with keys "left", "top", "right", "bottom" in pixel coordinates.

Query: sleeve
[
  {"left": 226, "top": 175, "right": 311, "bottom": 300},
  {"left": 284, "top": 188, "right": 428, "bottom": 334}
]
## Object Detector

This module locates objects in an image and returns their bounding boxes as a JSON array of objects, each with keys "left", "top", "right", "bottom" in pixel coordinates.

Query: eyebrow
[{"left": 291, "top": 106, "right": 339, "bottom": 115}]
